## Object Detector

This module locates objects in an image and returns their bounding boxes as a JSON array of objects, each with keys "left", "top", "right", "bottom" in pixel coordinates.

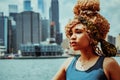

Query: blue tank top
[{"left": 66, "top": 56, "right": 107, "bottom": 80}]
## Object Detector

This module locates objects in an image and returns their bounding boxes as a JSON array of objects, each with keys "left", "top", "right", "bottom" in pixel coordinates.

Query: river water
[{"left": 0, "top": 57, "right": 119, "bottom": 80}]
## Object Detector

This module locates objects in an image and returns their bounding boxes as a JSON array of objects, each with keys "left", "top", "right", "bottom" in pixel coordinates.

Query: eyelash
[
  {"left": 69, "top": 30, "right": 82, "bottom": 37},
  {"left": 76, "top": 31, "right": 82, "bottom": 34}
]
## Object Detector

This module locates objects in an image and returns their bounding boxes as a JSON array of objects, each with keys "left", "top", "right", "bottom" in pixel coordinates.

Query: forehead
[{"left": 71, "top": 24, "right": 86, "bottom": 30}]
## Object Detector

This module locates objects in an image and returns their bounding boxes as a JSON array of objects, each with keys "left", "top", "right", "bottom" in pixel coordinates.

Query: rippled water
[{"left": 0, "top": 57, "right": 119, "bottom": 80}]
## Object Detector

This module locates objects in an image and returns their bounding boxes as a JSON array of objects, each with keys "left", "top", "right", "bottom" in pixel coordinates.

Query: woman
[{"left": 52, "top": 0, "right": 120, "bottom": 80}]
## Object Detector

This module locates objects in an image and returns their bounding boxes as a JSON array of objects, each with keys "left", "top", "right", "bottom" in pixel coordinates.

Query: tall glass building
[
  {"left": 50, "top": 0, "right": 60, "bottom": 33},
  {"left": 23, "top": 0, "right": 32, "bottom": 11},
  {"left": 49, "top": 0, "right": 63, "bottom": 45},
  {"left": 38, "top": 0, "right": 45, "bottom": 17},
  {"left": 0, "top": 12, "right": 11, "bottom": 53}
]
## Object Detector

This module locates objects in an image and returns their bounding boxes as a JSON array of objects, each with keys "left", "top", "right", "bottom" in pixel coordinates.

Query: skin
[{"left": 52, "top": 24, "right": 120, "bottom": 80}]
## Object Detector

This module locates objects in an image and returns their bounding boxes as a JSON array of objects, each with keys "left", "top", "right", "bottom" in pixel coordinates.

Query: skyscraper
[
  {"left": 9, "top": 4, "right": 18, "bottom": 13},
  {"left": 41, "top": 19, "right": 50, "bottom": 41},
  {"left": 49, "top": 0, "right": 62, "bottom": 45},
  {"left": 0, "top": 12, "right": 4, "bottom": 46},
  {"left": 38, "top": 0, "right": 46, "bottom": 18},
  {"left": 50, "top": 0, "right": 60, "bottom": 33},
  {"left": 116, "top": 34, "right": 120, "bottom": 53},
  {"left": 0, "top": 12, "right": 12, "bottom": 53},
  {"left": 107, "top": 35, "right": 116, "bottom": 45},
  {"left": 8, "top": 4, "right": 18, "bottom": 53},
  {"left": 16, "top": 11, "right": 40, "bottom": 51},
  {"left": 23, "top": 0, "right": 32, "bottom": 11}
]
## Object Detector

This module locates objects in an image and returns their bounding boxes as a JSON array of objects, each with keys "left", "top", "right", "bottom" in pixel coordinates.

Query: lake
[{"left": 0, "top": 57, "right": 119, "bottom": 80}]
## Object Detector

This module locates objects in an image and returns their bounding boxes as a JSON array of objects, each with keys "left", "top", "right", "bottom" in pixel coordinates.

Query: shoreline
[
  {"left": 0, "top": 56, "right": 69, "bottom": 59},
  {"left": 0, "top": 53, "right": 120, "bottom": 59}
]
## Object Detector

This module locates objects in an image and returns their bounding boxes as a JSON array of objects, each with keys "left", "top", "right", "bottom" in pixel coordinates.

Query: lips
[{"left": 70, "top": 42, "right": 77, "bottom": 46}]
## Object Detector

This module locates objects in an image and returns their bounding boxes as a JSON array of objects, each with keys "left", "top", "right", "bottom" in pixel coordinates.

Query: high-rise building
[
  {"left": 9, "top": 4, "right": 18, "bottom": 13},
  {"left": 116, "top": 34, "right": 120, "bottom": 53},
  {"left": 106, "top": 35, "right": 116, "bottom": 45},
  {"left": 49, "top": 0, "right": 63, "bottom": 45},
  {"left": 8, "top": 4, "right": 18, "bottom": 53},
  {"left": 41, "top": 19, "right": 50, "bottom": 41},
  {"left": 16, "top": 11, "right": 40, "bottom": 51},
  {"left": 0, "top": 12, "right": 12, "bottom": 53},
  {"left": 50, "top": 0, "right": 60, "bottom": 33},
  {"left": 38, "top": 0, "right": 46, "bottom": 18},
  {"left": 23, "top": 0, "right": 32, "bottom": 11},
  {"left": 0, "top": 12, "right": 5, "bottom": 46},
  {"left": 9, "top": 4, "right": 18, "bottom": 21}
]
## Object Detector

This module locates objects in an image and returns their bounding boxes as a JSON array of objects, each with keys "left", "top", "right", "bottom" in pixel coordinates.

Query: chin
[{"left": 72, "top": 47, "right": 80, "bottom": 51}]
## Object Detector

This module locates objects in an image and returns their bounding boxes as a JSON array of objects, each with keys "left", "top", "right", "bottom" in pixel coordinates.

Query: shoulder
[
  {"left": 63, "top": 56, "right": 75, "bottom": 71},
  {"left": 103, "top": 57, "right": 119, "bottom": 68},
  {"left": 52, "top": 57, "right": 75, "bottom": 80},
  {"left": 103, "top": 57, "right": 120, "bottom": 79},
  {"left": 103, "top": 57, "right": 119, "bottom": 70}
]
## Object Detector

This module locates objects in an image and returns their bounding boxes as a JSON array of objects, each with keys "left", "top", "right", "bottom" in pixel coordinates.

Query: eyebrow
[{"left": 74, "top": 28, "right": 84, "bottom": 31}]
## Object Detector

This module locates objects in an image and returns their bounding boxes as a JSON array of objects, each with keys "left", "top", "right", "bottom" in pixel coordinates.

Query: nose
[{"left": 70, "top": 34, "right": 76, "bottom": 40}]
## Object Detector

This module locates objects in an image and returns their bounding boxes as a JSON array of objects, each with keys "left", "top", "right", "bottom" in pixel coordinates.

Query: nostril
[{"left": 70, "top": 34, "right": 76, "bottom": 40}]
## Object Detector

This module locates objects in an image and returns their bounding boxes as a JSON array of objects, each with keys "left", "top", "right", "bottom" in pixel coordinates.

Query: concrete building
[
  {"left": 16, "top": 11, "right": 41, "bottom": 51},
  {"left": 116, "top": 34, "right": 120, "bottom": 53},
  {"left": 106, "top": 35, "right": 116, "bottom": 45}
]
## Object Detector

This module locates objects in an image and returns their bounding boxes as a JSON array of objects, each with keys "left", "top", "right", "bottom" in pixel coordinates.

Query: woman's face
[{"left": 69, "top": 24, "right": 90, "bottom": 50}]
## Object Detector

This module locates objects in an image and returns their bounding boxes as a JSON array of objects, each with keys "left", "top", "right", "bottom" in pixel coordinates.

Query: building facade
[
  {"left": 23, "top": 0, "right": 32, "bottom": 11},
  {"left": 16, "top": 11, "right": 41, "bottom": 51},
  {"left": 9, "top": 4, "right": 18, "bottom": 13},
  {"left": 9, "top": 4, "right": 18, "bottom": 53},
  {"left": 107, "top": 35, "right": 116, "bottom": 45},
  {"left": 20, "top": 43, "right": 63, "bottom": 56},
  {"left": 49, "top": 0, "right": 62, "bottom": 45},
  {"left": 50, "top": 0, "right": 60, "bottom": 33},
  {"left": 41, "top": 19, "right": 50, "bottom": 41},
  {"left": 116, "top": 34, "right": 120, "bottom": 53},
  {"left": 38, "top": 0, "right": 46, "bottom": 18},
  {"left": 0, "top": 12, "right": 12, "bottom": 53}
]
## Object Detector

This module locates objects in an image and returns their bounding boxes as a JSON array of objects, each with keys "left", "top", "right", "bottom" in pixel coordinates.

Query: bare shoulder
[
  {"left": 103, "top": 57, "right": 119, "bottom": 69},
  {"left": 104, "top": 57, "right": 119, "bottom": 67},
  {"left": 52, "top": 57, "right": 74, "bottom": 80},
  {"left": 103, "top": 57, "right": 120, "bottom": 80},
  {"left": 63, "top": 57, "right": 74, "bottom": 71}
]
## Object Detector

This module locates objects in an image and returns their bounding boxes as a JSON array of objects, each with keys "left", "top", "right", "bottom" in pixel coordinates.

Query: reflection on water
[{"left": 0, "top": 57, "right": 119, "bottom": 80}]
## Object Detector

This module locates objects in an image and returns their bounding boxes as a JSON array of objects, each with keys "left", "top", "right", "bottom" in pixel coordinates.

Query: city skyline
[{"left": 0, "top": 0, "right": 120, "bottom": 39}]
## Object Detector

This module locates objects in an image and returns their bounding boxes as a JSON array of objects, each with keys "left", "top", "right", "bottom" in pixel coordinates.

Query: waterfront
[{"left": 0, "top": 57, "right": 120, "bottom": 80}]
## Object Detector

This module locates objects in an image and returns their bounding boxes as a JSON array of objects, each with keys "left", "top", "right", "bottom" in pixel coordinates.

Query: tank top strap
[
  {"left": 94, "top": 56, "right": 105, "bottom": 69},
  {"left": 67, "top": 55, "right": 79, "bottom": 70}
]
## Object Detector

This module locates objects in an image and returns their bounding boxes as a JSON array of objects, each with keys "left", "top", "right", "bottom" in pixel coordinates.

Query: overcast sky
[{"left": 0, "top": 0, "right": 120, "bottom": 39}]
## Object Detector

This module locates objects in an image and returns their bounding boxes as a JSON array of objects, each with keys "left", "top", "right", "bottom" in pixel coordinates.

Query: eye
[{"left": 75, "top": 30, "right": 82, "bottom": 34}]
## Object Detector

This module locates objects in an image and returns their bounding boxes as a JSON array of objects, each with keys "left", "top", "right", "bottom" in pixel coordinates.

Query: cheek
[{"left": 77, "top": 34, "right": 90, "bottom": 47}]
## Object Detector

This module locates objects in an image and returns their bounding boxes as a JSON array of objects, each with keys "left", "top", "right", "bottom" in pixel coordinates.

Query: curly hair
[
  {"left": 65, "top": 13, "right": 110, "bottom": 40},
  {"left": 65, "top": 0, "right": 117, "bottom": 57},
  {"left": 74, "top": 0, "right": 100, "bottom": 16},
  {"left": 65, "top": 0, "right": 110, "bottom": 40}
]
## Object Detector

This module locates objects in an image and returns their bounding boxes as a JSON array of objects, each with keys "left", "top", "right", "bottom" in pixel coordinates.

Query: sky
[{"left": 0, "top": 0, "right": 120, "bottom": 39}]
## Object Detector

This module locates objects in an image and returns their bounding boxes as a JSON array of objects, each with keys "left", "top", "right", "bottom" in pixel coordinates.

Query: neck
[{"left": 79, "top": 46, "right": 98, "bottom": 61}]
